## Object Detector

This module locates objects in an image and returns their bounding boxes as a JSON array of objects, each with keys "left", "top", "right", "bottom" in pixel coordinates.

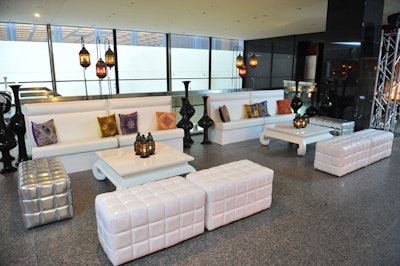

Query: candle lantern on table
[
  {"left": 293, "top": 114, "right": 302, "bottom": 129},
  {"left": 139, "top": 134, "right": 149, "bottom": 158},
  {"left": 134, "top": 132, "right": 141, "bottom": 155},
  {"left": 147, "top": 132, "right": 155, "bottom": 155}
]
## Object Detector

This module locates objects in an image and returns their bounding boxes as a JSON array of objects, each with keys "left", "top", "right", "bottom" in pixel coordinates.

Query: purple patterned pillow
[
  {"left": 31, "top": 119, "right": 58, "bottom": 147},
  {"left": 118, "top": 112, "right": 138, "bottom": 135}
]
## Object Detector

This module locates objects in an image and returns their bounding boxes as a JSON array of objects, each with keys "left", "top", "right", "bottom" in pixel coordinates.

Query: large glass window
[
  {"left": 117, "top": 31, "right": 167, "bottom": 94},
  {"left": 0, "top": 23, "right": 52, "bottom": 91},
  {"left": 171, "top": 34, "right": 209, "bottom": 91},
  {"left": 51, "top": 26, "right": 115, "bottom": 97},
  {"left": 211, "top": 38, "right": 243, "bottom": 90}
]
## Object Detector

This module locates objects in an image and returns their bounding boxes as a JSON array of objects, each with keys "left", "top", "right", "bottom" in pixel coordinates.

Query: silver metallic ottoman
[
  {"left": 309, "top": 116, "right": 355, "bottom": 135},
  {"left": 18, "top": 157, "right": 74, "bottom": 229}
]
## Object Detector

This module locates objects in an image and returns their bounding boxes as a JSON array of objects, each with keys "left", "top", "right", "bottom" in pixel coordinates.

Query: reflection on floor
[{"left": 0, "top": 134, "right": 399, "bottom": 265}]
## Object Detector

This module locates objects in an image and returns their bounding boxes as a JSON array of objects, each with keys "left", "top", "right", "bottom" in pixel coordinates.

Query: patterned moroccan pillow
[
  {"left": 244, "top": 104, "right": 259, "bottom": 118},
  {"left": 156, "top": 111, "right": 177, "bottom": 130},
  {"left": 257, "top": 100, "right": 270, "bottom": 117},
  {"left": 218, "top": 105, "right": 231, "bottom": 122},
  {"left": 97, "top": 114, "right": 119, "bottom": 137},
  {"left": 118, "top": 112, "right": 138, "bottom": 135},
  {"left": 276, "top": 98, "right": 293, "bottom": 114},
  {"left": 31, "top": 119, "right": 58, "bottom": 147}
]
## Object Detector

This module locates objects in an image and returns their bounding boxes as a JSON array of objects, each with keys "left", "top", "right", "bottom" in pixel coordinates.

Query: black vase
[
  {"left": 0, "top": 97, "right": 17, "bottom": 173},
  {"left": 198, "top": 96, "right": 214, "bottom": 144},
  {"left": 8, "top": 85, "right": 29, "bottom": 165},
  {"left": 291, "top": 84, "right": 303, "bottom": 114},
  {"left": 177, "top": 81, "right": 195, "bottom": 147}
]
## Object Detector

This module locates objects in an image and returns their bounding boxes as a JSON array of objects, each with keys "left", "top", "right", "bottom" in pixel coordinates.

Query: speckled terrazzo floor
[{"left": 1, "top": 134, "right": 399, "bottom": 266}]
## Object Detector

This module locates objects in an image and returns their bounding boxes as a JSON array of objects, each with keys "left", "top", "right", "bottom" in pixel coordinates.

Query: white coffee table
[
  {"left": 259, "top": 121, "right": 333, "bottom": 156},
  {"left": 92, "top": 142, "right": 196, "bottom": 189}
]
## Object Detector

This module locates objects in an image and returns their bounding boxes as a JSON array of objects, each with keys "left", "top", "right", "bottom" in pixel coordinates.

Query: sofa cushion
[
  {"left": 257, "top": 100, "right": 270, "bottom": 117},
  {"left": 219, "top": 105, "right": 231, "bottom": 122},
  {"left": 244, "top": 104, "right": 259, "bottom": 118},
  {"left": 156, "top": 111, "right": 177, "bottom": 130},
  {"left": 276, "top": 99, "right": 292, "bottom": 114},
  {"left": 97, "top": 114, "right": 119, "bottom": 138},
  {"left": 118, "top": 112, "right": 138, "bottom": 135},
  {"left": 31, "top": 119, "right": 58, "bottom": 147},
  {"left": 31, "top": 137, "right": 118, "bottom": 159},
  {"left": 117, "top": 128, "right": 184, "bottom": 147}
]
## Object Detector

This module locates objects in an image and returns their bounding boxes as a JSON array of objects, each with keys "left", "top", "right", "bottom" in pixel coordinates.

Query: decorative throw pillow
[
  {"left": 257, "top": 100, "right": 270, "bottom": 117},
  {"left": 156, "top": 111, "right": 177, "bottom": 130},
  {"left": 31, "top": 119, "right": 58, "bottom": 147},
  {"left": 118, "top": 112, "right": 138, "bottom": 135},
  {"left": 244, "top": 104, "right": 259, "bottom": 118},
  {"left": 219, "top": 105, "right": 231, "bottom": 122},
  {"left": 276, "top": 98, "right": 293, "bottom": 114},
  {"left": 97, "top": 114, "right": 119, "bottom": 137}
]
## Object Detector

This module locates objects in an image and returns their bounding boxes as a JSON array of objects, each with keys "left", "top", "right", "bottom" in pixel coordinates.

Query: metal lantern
[
  {"left": 96, "top": 58, "right": 107, "bottom": 79},
  {"left": 105, "top": 46, "right": 115, "bottom": 68},
  {"left": 249, "top": 53, "right": 258, "bottom": 68},
  {"left": 147, "top": 132, "right": 155, "bottom": 155},
  {"left": 236, "top": 53, "right": 244, "bottom": 68},
  {"left": 139, "top": 134, "right": 150, "bottom": 158},
  {"left": 134, "top": 133, "right": 141, "bottom": 155},
  {"left": 79, "top": 37, "right": 90, "bottom": 68},
  {"left": 239, "top": 66, "right": 247, "bottom": 77}
]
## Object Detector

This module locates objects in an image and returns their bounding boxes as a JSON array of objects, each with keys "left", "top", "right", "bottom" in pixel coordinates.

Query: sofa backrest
[
  {"left": 207, "top": 92, "right": 250, "bottom": 123},
  {"left": 24, "top": 99, "right": 108, "bottom": 147},
  {"left": 107, "top": 96, "right": 172, "bottom": 132},
  {"left": 249, "top": 89, "right": 285, "bottom": 116}
]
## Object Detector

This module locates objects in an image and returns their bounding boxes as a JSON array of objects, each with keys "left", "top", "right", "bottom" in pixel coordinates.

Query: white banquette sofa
[
  {"left": 24, "top": 96, "right": 183, "bottom": 173},
  {"left": 207, "top": 89, "right": 295, "bottom": 145}
]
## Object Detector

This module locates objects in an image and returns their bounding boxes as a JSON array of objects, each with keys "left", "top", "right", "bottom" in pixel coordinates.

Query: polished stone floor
[{"left": 1, "top": 134, "right": 399, "bottom": 266}]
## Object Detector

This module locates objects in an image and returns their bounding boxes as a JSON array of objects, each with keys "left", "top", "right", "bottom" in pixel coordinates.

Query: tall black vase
[
  {"left": 177, "top": 81, "right": 195, "bottom": 147},
  {"left": 291, "top": 82, "right": 303, "bottom": 114},
  {"left": 8, "top": 85, "right": 29, "bottom": 165},
  {"left": 198, "top": 96, "right": 214, "bottom": 144},
  {"left": 0, "top": 97, "right": 17, "bottom": 173}
]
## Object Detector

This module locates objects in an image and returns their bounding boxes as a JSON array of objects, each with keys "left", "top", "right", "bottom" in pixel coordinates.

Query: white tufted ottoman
[
  {"left": 186, "top": 159, "right": 273, "bottom": 231},
  {"left": 95, "top": 176, "right": 205, "bottom": 266},
  {"left": 18, "top": 157, "right": 73, "bottom": 229},
  {"left": 314, "top": 129, "right": 394, "bottom": 177}
]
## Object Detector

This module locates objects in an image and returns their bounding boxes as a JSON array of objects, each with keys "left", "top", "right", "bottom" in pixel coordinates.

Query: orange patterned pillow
[
  {"left": 156, "top": 112, "right": 177, "bottom": 130},
  {"left": 276, "top": 98, "right": 293, "bottom": 114},
  {"left": 97, "top": 114, "right": 119, "bottom": 137}
]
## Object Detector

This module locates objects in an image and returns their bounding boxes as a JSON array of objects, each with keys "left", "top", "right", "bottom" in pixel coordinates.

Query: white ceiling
[{"left": 0, "top": 0, "right": 399, "bottom": 40}]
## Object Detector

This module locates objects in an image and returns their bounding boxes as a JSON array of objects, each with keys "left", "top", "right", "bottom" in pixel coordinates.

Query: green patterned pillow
[{"left": 244, "top": 104, "right": 259, "bottom": 118}]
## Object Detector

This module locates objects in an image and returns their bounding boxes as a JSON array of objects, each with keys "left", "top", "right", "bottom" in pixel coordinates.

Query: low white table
[
  {"left": 92, "top": 142, "right": 196, "bottom": 189},
  {"left": 259, "top": 122, "right": 333, "bottom": 156}
]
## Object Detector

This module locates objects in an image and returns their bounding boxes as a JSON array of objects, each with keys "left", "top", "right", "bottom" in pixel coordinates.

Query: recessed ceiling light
[{"left": 34, "top": 13, "right": 41, "bottom": 18}]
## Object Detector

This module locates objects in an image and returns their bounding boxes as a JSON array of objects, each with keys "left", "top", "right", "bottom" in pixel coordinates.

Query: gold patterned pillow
[
  {"left": 156, "top": 112, "right": 177, "bottom": 130},
  {"left": 97, "top": 114, "right": 119, "bottom": 137}
]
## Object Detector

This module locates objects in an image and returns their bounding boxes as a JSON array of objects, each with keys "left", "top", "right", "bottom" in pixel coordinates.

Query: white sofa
[
  {"left": 207, "top": 90, "right": 295, "bottom": 145},
  {"left": 24, "top": 96, "right": 184, "bottom": 173}
]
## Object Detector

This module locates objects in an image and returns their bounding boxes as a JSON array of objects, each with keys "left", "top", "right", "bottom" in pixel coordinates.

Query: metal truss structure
[{"left": 370, "top": 29, "right": 400, "bottom": 132}]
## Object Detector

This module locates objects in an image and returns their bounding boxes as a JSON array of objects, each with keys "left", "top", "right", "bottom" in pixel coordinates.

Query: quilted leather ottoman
[
  {"left": 95, "top": 176, "right": 205, "bottom": 266},
  {"left": 186, "top": 159, "right": 273, "bottom": 230},
  {"left": 314, "top": 129, "right": 394, "bottom": 177},
  {"left": 18, "top": 157, "right": 73, "bottom": 229}
]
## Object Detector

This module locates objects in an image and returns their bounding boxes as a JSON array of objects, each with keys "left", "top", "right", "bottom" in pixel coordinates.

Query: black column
[{"left": 320, "top": 0, "right": 384, "bottom": 130}]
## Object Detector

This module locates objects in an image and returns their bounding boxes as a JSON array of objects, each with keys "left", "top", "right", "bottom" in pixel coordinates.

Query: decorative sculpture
[
  {"left": 177, "top": 81, "right": 195, "bottom": 148},
  {"left": 198, "top": 96, "right": 214, "bottom": 144},
  {"left": 0, "top": 95, "right": 17, "bottom": 173},
  {"left": 8, "top": 85, "right": 29, "bottom": 165}
]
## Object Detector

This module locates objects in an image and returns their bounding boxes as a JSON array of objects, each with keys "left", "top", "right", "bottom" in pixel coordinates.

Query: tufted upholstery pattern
[
  {"left": 186, "top": 159, "right": 274, "bottom": 230},
  {"left": 18, "top": 157, "right": 73, "bottom": 229},
  {"left": 95, "top": 176, "right": 205, "bottom": 266},
  {"left": 314, "top": 129, "right": 394, "bottom": 177}
]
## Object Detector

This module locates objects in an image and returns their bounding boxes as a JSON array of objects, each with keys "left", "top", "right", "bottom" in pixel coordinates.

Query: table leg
[
  {"left": 259, "top": 131, "right": 270, "bottom": 145},
  {"left": 92, "top": 160, "right": 106, "bottom": 180},
  {"left": 297, "top": 142, "right": 307, "bottom": 156}
]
